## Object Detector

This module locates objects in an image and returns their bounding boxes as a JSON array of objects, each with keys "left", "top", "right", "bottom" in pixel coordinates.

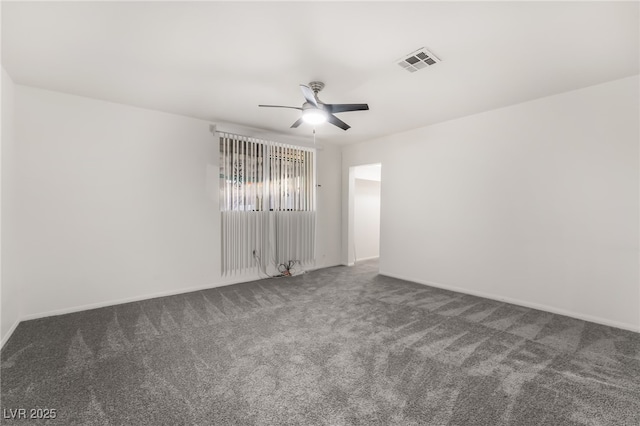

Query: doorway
[{"left": 348, "top": 163, "right": 381, "bottom": 266}]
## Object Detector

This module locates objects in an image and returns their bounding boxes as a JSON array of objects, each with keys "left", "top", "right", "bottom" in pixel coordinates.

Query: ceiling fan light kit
[
  {"left": 302, "top": 108, "right": 328, "bottom": 125},
  {"left": 259, "top": 81, "right": 369, "bottom": 131}
]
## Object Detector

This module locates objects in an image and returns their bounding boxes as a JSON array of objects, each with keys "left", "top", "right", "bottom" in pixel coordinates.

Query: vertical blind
[{"left": 219, "top": 133, "right": 316, "bottom": 276}]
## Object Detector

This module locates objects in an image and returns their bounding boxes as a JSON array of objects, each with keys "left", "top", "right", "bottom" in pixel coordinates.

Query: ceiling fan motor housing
[{"left": 302, "top": 102, "right": 321, "bottom": 111}]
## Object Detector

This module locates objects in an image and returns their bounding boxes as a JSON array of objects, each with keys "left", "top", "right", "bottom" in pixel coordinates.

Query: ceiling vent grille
[{"left": 397, "top": 47, "right": 441, "bottom": 73}]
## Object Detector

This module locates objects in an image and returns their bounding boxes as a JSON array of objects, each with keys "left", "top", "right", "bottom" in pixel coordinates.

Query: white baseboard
[
  {"left": 356, "top": 256, "right": 379, "bottom": 262},
  {"left": 20, "top": 274, "right": 266, "bottom": 323},
  {"left": 14, "top": 262, "right": 344, "bottom": 325},
  {"left": 1, "top": 318, "right": 21, "bottom": 349},
  {"left": 305, "top": 262, "right": 341, "bottom": 272},
  {"left": 11, "top": 264, "right": 634, "bottom": 348},
  {"left": 380, "top": 270, "right": 640, "bottom": 333},
  {"left": 3, "top": 272, "right": 271, "bottom": 348}
]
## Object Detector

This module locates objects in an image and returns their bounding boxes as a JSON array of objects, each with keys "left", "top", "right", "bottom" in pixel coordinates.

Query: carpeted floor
[{"left": 1, "top": 260, "right": 639, "bottom": 425}]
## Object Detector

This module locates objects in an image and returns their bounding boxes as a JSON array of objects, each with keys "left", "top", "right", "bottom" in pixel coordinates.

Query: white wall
[
  {"left": 1, "top": 67, "right": 21, "bottom": 345},
  {"left": 354, "top": 178, "right": 380, "bottom": 261},
  {"left": 342, "top": 75, "right": 640, "bottom": 331},
  {"left": 316, "top": 144, "right": 343, "bottom": 269},
  {"left": 10, "top": 86, "right": 341, "bottom": 321}
]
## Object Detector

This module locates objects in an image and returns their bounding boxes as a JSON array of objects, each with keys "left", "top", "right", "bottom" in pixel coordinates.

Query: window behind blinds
[
  {"left": 219, "top": 134, "right": 315, "bottom": 212},
  {"left": 219, "top": 133, "right": 316, "bottom": 276}
]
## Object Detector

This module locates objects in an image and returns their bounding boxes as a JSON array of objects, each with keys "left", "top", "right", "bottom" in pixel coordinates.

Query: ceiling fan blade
[
  {"left": 299, "top": 85, "right": 318, "bottom": 107},
  {"left": 258, "top": 105, "right": 303, "bottom": 110},
  {"left": 327, "top": 114, "right": 351, "bottom": 131},
  {"left": 324, "top": 103, "right": 369, "bottom": 114},
  {"left": 290, "top": 118, "right": 304, "bottom": 128}
]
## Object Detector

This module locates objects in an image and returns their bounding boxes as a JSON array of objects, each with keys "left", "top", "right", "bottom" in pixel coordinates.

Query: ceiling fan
[{"left": 259, "top": 81, "right": 369, "bottom": 131}]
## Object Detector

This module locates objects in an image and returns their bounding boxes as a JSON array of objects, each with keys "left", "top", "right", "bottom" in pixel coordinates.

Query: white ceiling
[{"left": 2, "top": 1, "right": 638, "bottom": 145}]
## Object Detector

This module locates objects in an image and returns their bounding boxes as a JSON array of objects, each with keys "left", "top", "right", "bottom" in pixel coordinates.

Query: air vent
[{"left": 397, "top": 47, "right": 441, "bottom": 73}]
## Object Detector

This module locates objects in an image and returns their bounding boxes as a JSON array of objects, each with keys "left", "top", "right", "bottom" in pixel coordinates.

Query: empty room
[{"left": 1, "top": 1, "right": 638, "bottom": 425}]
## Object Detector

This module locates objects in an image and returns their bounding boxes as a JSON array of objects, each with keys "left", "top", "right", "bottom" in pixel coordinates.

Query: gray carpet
[{"left": 1, "top": 260, "right": 639, "bottom": 425}]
